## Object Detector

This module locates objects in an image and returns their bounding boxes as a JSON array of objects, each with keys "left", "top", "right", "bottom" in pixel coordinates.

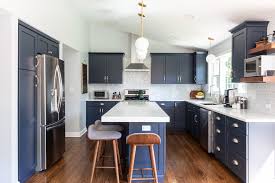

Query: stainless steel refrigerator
[{"left": 36, "top": 54, "right": 65, "bottom": 171}]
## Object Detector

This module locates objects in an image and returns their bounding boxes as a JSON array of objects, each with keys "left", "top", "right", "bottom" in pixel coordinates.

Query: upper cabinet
[
  {"left": 229, "top": 21, "right": 269, "bottom": 82},
  {"left": 89, "top": 53, "right": 123, "bottom": 84},
  {"left": 151, "top": 53, "right": 194, "bottom": 84},
  {"left": 37, "top": 35, "right": 59, "bottom": 58},
  {"left": 193, "top": 52, "right": 208, "bottom": 84}
]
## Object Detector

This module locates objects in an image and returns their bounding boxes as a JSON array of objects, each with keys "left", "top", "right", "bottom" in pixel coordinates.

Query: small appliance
[
  {"left": 124, "top": 89, "right": 149, "bottom": 101},
  {"left": 223, "top": 89, "right": 237, "bottom": 108},
  {"left": 244, "top": 55, "right": 275, "bottom": 77},
  {"left": 93, "top": 90, "right": 109, "bottom": 99}
]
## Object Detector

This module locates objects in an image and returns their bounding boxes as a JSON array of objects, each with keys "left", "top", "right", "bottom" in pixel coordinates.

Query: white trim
[{"left": 65, "top": 128, "right": 87, "bottom": 138}]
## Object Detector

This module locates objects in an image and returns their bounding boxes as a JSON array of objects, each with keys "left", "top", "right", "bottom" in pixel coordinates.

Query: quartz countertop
[
  {"left": 186, "top": 99, "right": 275, "bottom": 123},
  {"left": 101, "top": 101, "right": 170, "bottom": 123},
  {"left": 84, "top": 98, "right": 123, "bottom": 102}
]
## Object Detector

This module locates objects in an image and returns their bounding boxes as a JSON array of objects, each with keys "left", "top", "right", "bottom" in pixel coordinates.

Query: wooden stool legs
[
  {"left": 128, "top": 144, "right": 158, "bottom": 183},
  {"left": 90, "top": 140, "right": 121, "bottom": 183}
]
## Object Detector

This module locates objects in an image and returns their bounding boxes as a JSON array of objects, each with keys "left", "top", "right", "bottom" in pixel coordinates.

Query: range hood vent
[
  {"left": 125, "top": 63, "right": 149, "bottom": 72},
  {"left": 125, "top": 34, "right": 150, "bottom": 72}
]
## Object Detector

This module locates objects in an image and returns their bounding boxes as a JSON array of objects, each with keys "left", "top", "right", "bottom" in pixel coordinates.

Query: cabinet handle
[
  {"left": 232, "top": 123, "right": 239, "bottom": 128},
  {"left": 100, "top": 103, "right": 104, "bottom": 106},
  {"left": 194, "top": 75, "right": 197, "bottom": 82},
  {"left": 160, "top": 103, "right": 165, "bottom": 106},
  {"left": 216, "top": 146, "right": 221, "bottom": 152},
  {"left": 216, "top": 116, "right": 221, "bottom": 121},
  {"left": 101, "top": 108, "right": 104, "bottom": 113},
  {"left": 232, "top": 160, "right": 239, "bottom": 166},
  {"left": 232, "top": 138, "right": 239, "bottom": 144},
  {"left": 48, "top": 51, "right": 53, "bottom": 54},
  {"left": 216, "top": 129, "right": 221, "bottom": 134},
  {"left": 164, "top": 75, "right": 166, "bottom": 82},
  {"left": 180, "top": 76, "right": 182, "bottom": 82},
  {"left": 106, "top": 76, "right": 109, "bottom": 82},
  {"left": 177, "top": 76, "right": 180, "bottom": 83},
  {"left": 194, "top": 114, "right": 198, "bottom": 123},
  {"left": 104, "top": 76, "right": 106, "bottom": 81},
  {"left": 99, "top": 108, "right": 101, "bottom": 113}
]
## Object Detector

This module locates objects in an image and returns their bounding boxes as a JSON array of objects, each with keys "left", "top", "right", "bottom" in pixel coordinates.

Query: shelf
[
  {"left": 249, "top": 42, "right": 275, "bottom": 55},
  {"left": 240, "top": 76, "right": 275, "bottom": 83}
]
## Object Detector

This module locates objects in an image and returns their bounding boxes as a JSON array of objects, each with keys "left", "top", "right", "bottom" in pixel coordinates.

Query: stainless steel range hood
[{"left": 125, "top": 34, "right": 150, "bottom": 72}]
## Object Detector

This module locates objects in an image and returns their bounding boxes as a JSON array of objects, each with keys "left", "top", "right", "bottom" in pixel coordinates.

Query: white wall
[
  {"left": 0, "top": 0, "right": 89, "bottom": 52},
  {"left": 0, "top": 11, "right": 18, "bottom": 183},
  {"left": 88, "top": 24, "right": 201, "bottom": 101}
]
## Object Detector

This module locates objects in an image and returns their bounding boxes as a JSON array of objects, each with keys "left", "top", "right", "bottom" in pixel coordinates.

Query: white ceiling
[{"left": 69, "top": 0, "right": 275, "bottom": 49}]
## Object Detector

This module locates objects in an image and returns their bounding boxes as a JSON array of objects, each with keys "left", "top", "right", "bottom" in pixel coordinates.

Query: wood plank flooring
[{"left": 27, "top": 133, "right": 241, "bottom": 183}]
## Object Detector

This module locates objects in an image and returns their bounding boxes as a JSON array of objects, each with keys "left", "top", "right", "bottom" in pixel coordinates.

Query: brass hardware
[
  {"left": 138, "top": 13, "right": 145, "bottom": 17},
  {"left": 138, "top": 2, "right": 146, "bottom": 7}
]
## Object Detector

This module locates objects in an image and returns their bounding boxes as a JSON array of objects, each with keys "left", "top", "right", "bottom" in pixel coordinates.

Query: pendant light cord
[{"left": 140, "top": 0, "right": 144, "bottom": 37}]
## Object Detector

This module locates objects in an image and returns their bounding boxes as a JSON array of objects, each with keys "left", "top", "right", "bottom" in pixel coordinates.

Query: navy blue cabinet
[
  {"left": 230, "top": 21, "right": 268, "bottom": 82},
  {"left": 156, "top": 101, "right": 175, "bottom": 130},
  {"left": 186, "top": 103, "right": 200, "bottom": 141},
  {"left": 194, "top": 52, "right": 207, "bottom": 84},
  {"left": 151, "top": 53, "right": 194, "bottom": 84},
  {"left": 88, "top": 53, "right": 123, "bottom": 84},
  {"left": 174, "top": 102, "right": 186, "bottom": 131},
  {"left": 18, "top": 21, "right": 59, "bottom": 182},
  {"left": 86, "top": 101, "right": 118, "bottom": 128}
]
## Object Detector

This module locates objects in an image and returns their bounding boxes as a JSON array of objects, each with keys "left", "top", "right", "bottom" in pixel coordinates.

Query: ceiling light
[
  {"left": 206, "top": 37, "right": 216, "bottom": 63},
  {"left": 135, "top": 0, "right": 149, "bottom": 61}
]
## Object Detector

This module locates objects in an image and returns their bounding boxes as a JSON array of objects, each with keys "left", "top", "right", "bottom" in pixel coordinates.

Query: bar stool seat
[
  {"left": 95, "top": 120, "right": 124, "bottom": 132},
  {"left": 127, "top": 133, "right": 161, "bottom": 183},
  {"left": 88, "top": 125, "right": 122, "bottom": 183}
]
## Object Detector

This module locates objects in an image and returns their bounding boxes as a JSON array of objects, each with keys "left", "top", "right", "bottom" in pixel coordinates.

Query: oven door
[{"left": 244, "top": 59, "right": 259, "bottom": 77}]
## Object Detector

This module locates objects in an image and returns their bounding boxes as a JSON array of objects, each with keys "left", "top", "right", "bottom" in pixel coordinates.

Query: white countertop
[
  {"left": 187, "top": 100, "right": 275, "bottom": 123},
  {"left": 84, "top": 98, "right": 123, "bottom": 102},
  {"left": 101, "top": 101, "right": 170, "bottom": 123}
]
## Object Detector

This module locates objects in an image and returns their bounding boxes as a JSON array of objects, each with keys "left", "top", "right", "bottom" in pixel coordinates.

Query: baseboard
[{"left": 65, "top": 128, "right": 87, "bottom": 137}]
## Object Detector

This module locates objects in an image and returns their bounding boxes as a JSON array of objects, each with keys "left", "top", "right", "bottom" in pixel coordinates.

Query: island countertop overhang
[{"left": 101, "top": 101, "right": 170, "bottom": 123}]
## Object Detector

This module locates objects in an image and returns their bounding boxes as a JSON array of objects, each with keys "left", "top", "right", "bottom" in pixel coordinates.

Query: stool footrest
[
  {"left": 132, "top": 177, "right": 156, "bottom": 181},
  {"left": 133, "top": 168, "right": 153, "bottom": 171},
  {"left": 96, "top": 166, "right": 115, "bottom": 169}
]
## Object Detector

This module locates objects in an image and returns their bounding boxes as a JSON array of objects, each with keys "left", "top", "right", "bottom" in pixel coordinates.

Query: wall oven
[{"left": 244, "top": 55, "right": 275, "bottom": 77}]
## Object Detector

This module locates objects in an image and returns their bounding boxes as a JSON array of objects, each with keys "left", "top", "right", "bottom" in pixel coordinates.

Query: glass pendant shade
[
  {"left": 135, "top": 37, "right": 149, "bottom": 60},
  {"left": 206, "top": 53, "right": 216, "bottom": 63}
]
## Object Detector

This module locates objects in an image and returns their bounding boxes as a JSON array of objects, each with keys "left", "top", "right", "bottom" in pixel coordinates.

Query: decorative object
[
  {"left": 81, "top": 63, "right": 88, "bottom": 94},
  {"left": 135, "top": 0, "right": 149, "bottom": 61},
  {"left": 206, "top": 37, "right": 216, "bottom": 63}
]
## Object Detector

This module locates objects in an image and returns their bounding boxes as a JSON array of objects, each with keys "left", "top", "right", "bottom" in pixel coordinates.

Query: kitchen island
[{"left": 101, "top": 101, "right": 170, "bottom": 182}]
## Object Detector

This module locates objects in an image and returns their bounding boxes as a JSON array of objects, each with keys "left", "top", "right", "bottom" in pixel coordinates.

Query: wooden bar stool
[
  {"left": 94, "top": 120, "right": 124, "bottom": 132},
  {"left": 88, "top": 124, "right": 122, "bottom": 183},
  {"left": 126, "top": 133, "right": 161, "bottom": 183}
]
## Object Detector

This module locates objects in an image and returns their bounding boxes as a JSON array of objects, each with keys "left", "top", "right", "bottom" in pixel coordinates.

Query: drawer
[
  {"left": 227, "top": 117, "right": 246, "bottom": 134},
  {"left": 227, "top": 151, "right": 246, "bottom": 182},
  {"left": 228, "top": 131, "right": 246, "bottom": 158},
  {"left": 87, "top": 101, "right": 118, "bottom": 107},
  {"left": 214, "top": 142, "right": 226, "bottom": 165},
  {"left": 157, "top": 101, "right": 175, "bottom": 108}
]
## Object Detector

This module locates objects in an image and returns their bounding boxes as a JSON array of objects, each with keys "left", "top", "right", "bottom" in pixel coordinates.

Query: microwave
[
  {"left": 244, "top": 55, "right": 275, "bottom": 77},
  {"left": 93, "top": 90, "right": 109, "bottom": 99}
]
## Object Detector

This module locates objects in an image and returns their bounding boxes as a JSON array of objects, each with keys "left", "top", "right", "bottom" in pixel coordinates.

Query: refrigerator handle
[{"left": 56, "top": 64, "right": 63, "bottom": 112}]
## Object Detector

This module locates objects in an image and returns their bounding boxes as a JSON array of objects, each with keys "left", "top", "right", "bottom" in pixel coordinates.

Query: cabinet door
[
  {"left": 37, "top": 35, "right": 49, "bottom": 55},
  {"left": 86, "top": 106, "right": 101, "bottom": 128},
  {"left": 165, "top": 55, "right": 180, "bottom": 84},
  {"left": 175, "top": 102, "right": 186, "bottom": 131},
  {"left": 186, "top": 107, "right": 193, "bottom": 133},
  {"left": 106, "top": 54, "right": 123, "bottom": 84},
  {"left": 192, "top": 109, "right": 200, "bottom": 141},
  {"left": 48, "top": 40, "right": 59, "bottom": 58},
  {"left": 232, "top": 29, "right": 246, "bottom": 82},
  {"left": 180, "top": 54, "right": 194, "bottom": 84},
  {"left": 18, "top": 70, "right": 36, "bottom": 182},
  {"left": 151, "top": 54, "right": 166, "bottom": 84},
  {"left": 157, "top": 102, "right": 175, "bottom": 130},
  {"left": 194, "top": 53, "right": 207, "bottom": 84},
  {"left": 18, "top": 25, "right": 37, "bottom": 71},
  {"left": 89, "top": 54, "right": 106, "bottom": 83}
]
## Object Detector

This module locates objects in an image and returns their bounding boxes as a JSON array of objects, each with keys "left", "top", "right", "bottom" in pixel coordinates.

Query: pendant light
[
  {"left": 206, "top": 37, "right": 216, "bottom": 63},
  {"left": 135, "top": 0, "right": 149, "bottom": 61}
]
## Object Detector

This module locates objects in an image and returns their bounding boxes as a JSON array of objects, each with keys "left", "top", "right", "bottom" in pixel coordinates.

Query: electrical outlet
[
  {"left": 142, "top": 125, "right": 151, "bottom": 132},
  {"left": 265, "top": 103, "right": 272, "bottom": 110}
]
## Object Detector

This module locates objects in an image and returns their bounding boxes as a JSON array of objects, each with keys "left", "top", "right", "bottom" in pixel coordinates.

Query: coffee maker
[{"left": 223, "top": 89, "right": 237, "bottom": 108}]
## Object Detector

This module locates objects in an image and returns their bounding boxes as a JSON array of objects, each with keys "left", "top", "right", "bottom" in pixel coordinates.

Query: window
[{"left": 208, "top": 52, "right": 232, "bottom": 95}]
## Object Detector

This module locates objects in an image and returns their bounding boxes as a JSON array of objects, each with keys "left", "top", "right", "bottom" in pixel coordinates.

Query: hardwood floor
[{"left": 27, "top": 133, "right": 241, "bottom": 183}]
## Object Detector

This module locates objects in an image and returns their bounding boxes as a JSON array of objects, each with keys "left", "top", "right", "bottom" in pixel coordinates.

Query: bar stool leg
[
  {"left": 128, "top": 145, "right": 136, "bottom": 183},
  {"left": 112, "top": 140, "right": 120, "bottom": 183},
  {"left": 115, "top": 140, "right": 123, "bottom": 176},
  {"left": 90, "top": 140, "right": 100, "bottom": 183},
  {"left": 149, "top": 144, "right": 158, "bottom": 183}
]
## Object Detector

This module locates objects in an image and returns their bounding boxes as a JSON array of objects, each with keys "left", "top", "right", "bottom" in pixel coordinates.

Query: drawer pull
[
  {"left": 160, "top": 103, "right": 165, "bottom": 106},
  {"left": 232, "top": 138, "right": 239, "bottom": 144},
  {"left": 232, "top": 160, "right": 239, "bottom": 166},
  {"left": 216, "top": 146, "right": 221, "bottom": 152},
  {"left": 216, "top": 116, "right": 221, "bottom": 120},
  {"left": 100, "top": 103, "right": 104, "bottom": 106},
  {"left": 216, "top": 129, "right": 221, "bottom": 134},
  {"left": 232, "top": 123, "right": 239, "bottom": 128}
]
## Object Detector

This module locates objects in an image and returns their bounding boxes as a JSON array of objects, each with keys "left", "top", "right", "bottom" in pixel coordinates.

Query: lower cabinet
[
  {"left": 213, "top": 112, "right": 247, "bottom": 182},
  {"left": 186, "top": 103, "right": 200, "bottom": 141},
  {"left": 156, "top": 102, "right": 175, "bottom": 130},
  {"left": 86, "top": 101, "right": 118, "bottom": 128}
]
